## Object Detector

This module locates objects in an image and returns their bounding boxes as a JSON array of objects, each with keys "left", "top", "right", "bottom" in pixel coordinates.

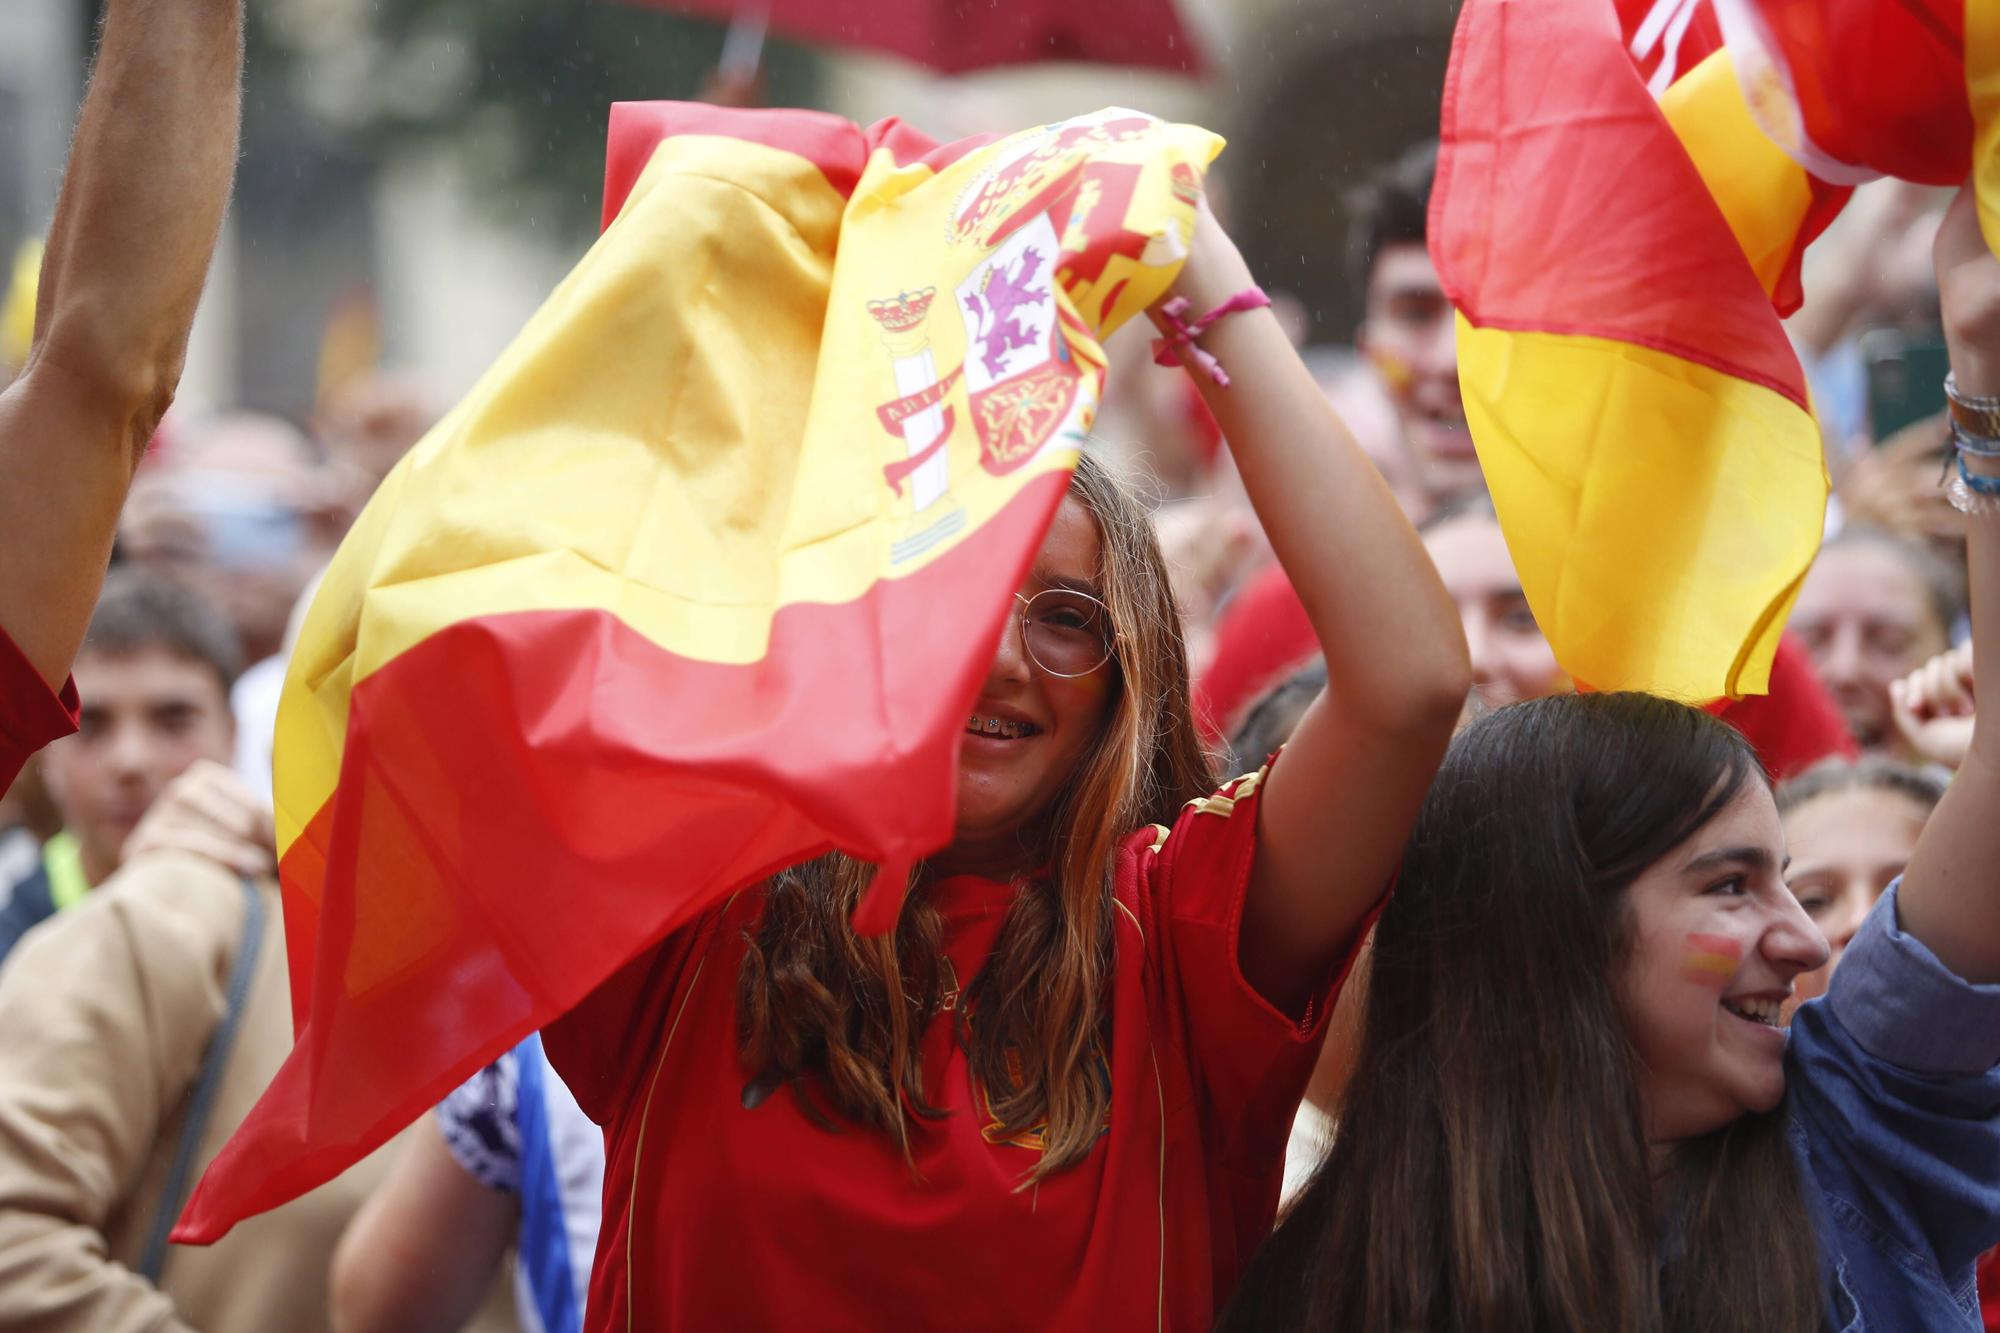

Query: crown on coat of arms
[{"left": 867, "top": 288, "right": 937, "bottom": 333}]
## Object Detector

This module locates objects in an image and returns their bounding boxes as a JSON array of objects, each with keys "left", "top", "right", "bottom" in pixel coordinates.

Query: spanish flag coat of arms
[{"left": 175, "top": 103, "right": 1219, "bottom": 1240}]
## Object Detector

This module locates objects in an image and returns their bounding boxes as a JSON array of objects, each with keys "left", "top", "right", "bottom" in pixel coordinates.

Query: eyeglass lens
[{"left": 1020, "top": 589, "right": 1114, "bottom": 677}]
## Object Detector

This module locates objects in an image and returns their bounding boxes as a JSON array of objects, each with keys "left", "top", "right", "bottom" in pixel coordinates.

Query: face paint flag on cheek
[
  {"left": 171, "top": 102, "right": 1221, "bottom": 1245},
  {"left": 1680, "top": 931, "right": 1746, "bottom": 989},
  {"left": 1366, "top": 346, "right": 1415, "bottom": 395}
]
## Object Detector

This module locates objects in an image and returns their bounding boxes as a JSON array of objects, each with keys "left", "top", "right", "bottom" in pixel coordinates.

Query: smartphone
[{"left": 1862, "top": 326, "right": 1953, "bottom": 443}]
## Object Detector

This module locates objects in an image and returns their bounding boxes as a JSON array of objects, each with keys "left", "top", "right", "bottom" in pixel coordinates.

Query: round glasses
[{"left": 1012, "top": 588, "right": 1118, "bottom": 678}]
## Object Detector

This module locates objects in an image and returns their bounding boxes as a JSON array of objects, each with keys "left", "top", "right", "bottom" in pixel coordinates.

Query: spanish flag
[
  {"left": 1435, "top": 0, "right": 1833, "bottom": 700},
  {"left": 1440, "top": 0, "right": 2000, "bottom": 701},
  {"left": 174, "top": 104, "right": 1218, "bottom": 1241},
  {"left": 1714, "top": 0, "right": 1970, "bottom": 188},
  {"left": 1712, "top": 0, "right": 2000, "bottom": 256}
]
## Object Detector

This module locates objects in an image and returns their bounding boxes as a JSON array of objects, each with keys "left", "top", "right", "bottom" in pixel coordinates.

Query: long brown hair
[
  {"left": 738, "top": 451, "right": 1215, "bottom": 1180},
  {"left": 1222, "top": 693, "right": 1825, "bottom": 1332}
]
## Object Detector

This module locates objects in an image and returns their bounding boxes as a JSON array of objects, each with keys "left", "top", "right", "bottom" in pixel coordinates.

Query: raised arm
[
  {"left": 1892, "top": 187, "right": 2000, "bottom": 982},
  {"left": 1163, "top": 205, "right": 1470, "bottom": 1012},
  {"left": 0, "top": 0, "right": 244, "bottom": 690}
]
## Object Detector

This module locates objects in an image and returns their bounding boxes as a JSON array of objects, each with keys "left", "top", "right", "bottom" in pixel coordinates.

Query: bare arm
[
  {"left": 1163, "top": 206, "right": 1471, "bottom": 1012},
  {"left": 0, "top": 0, "right": 243, "bottom": 689},
  {"left": 1892, "top": 187, "right": 2000, "bottom": 982},
  {"left": 330, "top": 1113, "right": 518, "bottom": 1333}
]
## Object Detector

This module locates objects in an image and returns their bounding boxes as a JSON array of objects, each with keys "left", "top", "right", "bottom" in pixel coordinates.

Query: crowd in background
[{"left": 0, "top": 7, "right": 1989, "bottom": 1332}]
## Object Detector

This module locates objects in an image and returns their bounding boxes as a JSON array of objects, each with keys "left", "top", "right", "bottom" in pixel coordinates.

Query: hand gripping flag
[{"left": 174, "top": 104, "right": 1219, "bottom": 1242}]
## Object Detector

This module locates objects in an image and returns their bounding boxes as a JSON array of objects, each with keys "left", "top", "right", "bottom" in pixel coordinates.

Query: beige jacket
[{"left": 0, "top": 849, "right": 510, "bottom": 1332}]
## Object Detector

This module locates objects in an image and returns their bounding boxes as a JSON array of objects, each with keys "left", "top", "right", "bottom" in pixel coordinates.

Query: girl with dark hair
[
  {"left": 544, "top": 203, "right": 1470, "bottom": 1329},
  {"left": 1225, "top": 186, "right": 2000, "bottom": 1333}
]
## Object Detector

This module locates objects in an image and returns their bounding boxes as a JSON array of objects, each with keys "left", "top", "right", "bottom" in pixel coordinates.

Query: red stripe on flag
[
  {"left": 175, "top": 468, "right": 1074, "bottom": 1244},
  {"left": 1431, "top": 0, "right": 1809, "bottom": 409},
  {"left": 1740, "top": 0, "right": 1969, "bottom": 185},
  {"left": 1614, "top": 1, "right": 1850, "bottom": 318},
  {"left": 603, "top": 102, "right": 998, "bottom": 227}
]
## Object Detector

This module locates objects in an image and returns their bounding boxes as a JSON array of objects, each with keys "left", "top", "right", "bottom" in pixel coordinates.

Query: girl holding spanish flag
[
  {"left": 1225, "top": 188, "right": 2000, "bottom": 1333},
  {"left": 542, "top": 201, "right": 1470, "bottom": 1329}
]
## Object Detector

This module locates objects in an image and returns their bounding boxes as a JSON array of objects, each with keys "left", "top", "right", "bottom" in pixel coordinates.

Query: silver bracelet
[{"left": 1952, "top": 421, "right": 2000, "bottom": 457}]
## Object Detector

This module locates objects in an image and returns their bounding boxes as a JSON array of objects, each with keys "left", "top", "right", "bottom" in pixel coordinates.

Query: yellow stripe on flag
[
  {"left": 275, "top": 118, "right": 1219, "bottom": 862},
  {"left": 1970, "top": 0, "right": 2000, "bottom": 257},
  {"left": 1458, "top": 315, "right": 1826, "bottom": 698},
  {"left": 1661, "top": 50, "right": 1816, "bottom": 303}
]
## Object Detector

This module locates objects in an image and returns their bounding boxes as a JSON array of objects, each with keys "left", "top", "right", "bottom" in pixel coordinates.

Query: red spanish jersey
[
  {"left": 0, "top": 623, "right": 78, "bottom": 798},
  {"left": 546, "top": 762, "right": 1366, "bottom": 1331}
]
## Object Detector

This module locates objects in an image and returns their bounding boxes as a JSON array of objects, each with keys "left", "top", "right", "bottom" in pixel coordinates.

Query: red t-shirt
[
  {"left": 0, "top": 623, "right": 78, "bottom": 798},
  {"left": 546, "top": 762, "right": 1365, "bottom": 1331}
]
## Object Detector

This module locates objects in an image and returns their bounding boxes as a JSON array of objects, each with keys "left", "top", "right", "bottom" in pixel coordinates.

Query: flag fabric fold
[
  {"left": 1711, "top": 0, "right": 2000, "bottom": 260},
  {"left": 1441, "top": 0, "right": 1998, "bottom": 701},
  {"left": 1711, "top": 0, "right": 1971, "bottom": 188},
  {"left": 1974, "top": 0, "right": 2000, "bottom": 253},
  {"left": 175, "top": 103, "right": 1219, "bottom": 1243},
  {"left": 1435, "top": 0, "right": 1828, "bottom": 700}
]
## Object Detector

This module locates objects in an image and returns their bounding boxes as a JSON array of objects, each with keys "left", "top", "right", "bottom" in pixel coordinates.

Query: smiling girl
[
  {"left": 542, "top": 203, "right": 1469, "bottom": 1330},
  {"left": 1223, "top": 186, "right": 2000, "bottom": 1333}
]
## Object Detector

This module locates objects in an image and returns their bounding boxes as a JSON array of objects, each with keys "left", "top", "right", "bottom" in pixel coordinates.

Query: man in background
[
  {"left": 0, "top": 572, "right": 266, "bottom": 962},
  {"left": 0, "top": 586, "right": 508, "bottom": 1330},
  {"left": 1791, "top": 526, "right": 1965, "bottom": 758},
  {"left": 1347, "top": 139, "right": 1484, "bottom": 520}
]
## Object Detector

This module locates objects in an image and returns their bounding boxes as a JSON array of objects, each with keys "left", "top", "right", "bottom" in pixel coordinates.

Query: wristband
[
  {"left": 1952, "top": 421, "right": 2000, "bottom": 458},
  {"left": 1151, "top": 286, "right": 1272, "bottom": 388},
  {"left": 1946, "top": 448, "right": 2000, "bottom": 517},
  {"left": 1946, "top": 371, "right": 2000, "bottom": 444}
]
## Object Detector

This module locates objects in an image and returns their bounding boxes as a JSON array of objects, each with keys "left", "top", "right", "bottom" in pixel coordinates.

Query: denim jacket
[{"left": 1787, "top": 881, "right": 2000, "bottom": 1331}]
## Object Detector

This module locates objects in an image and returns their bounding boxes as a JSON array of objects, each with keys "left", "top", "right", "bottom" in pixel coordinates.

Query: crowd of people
[{"left": 0, "top": 0, "right": 1995, "bottom": 1330}]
